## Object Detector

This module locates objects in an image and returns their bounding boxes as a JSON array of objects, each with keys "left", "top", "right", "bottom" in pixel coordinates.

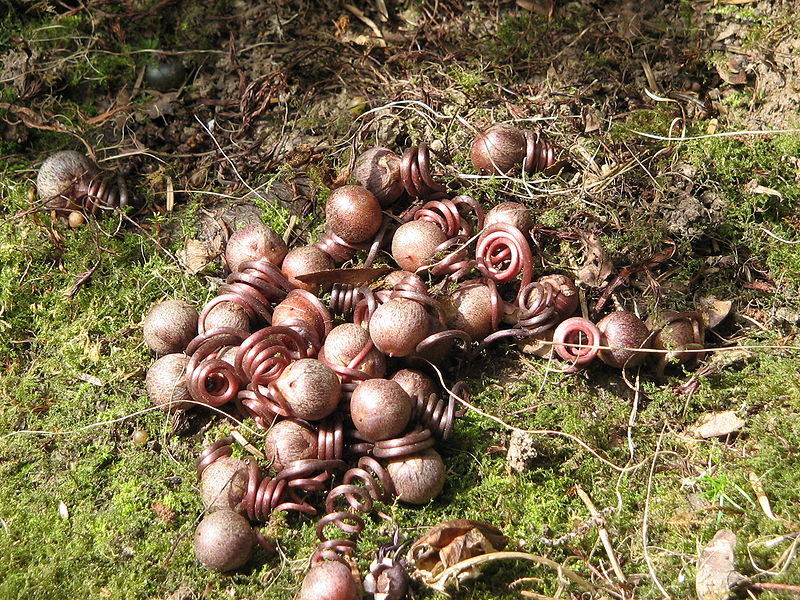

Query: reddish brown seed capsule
[
  {"left": 225, "top": 223, "right": 288, "bottom": 273},
  {"left": 281, "top": 245, "right": 336, "bottom": 292},
  {"left": 350, "top": 378, "right": 413, "bottom": 442},
  {"left": 386, "top": 448, "right": 446, "bottom": 504},
  {"left": 143, "top": 299, "right": 199, "bottom": 354},
  {"left": 391, "top": 220, "right": 448, "bottom": 273},
  {"left": 274, "top": 358, "right": 341, "bottom": 421},
  {"left": 471, "top": 124, "right": 528, "bottom": 175},
  {"left": 297, "top": 561, "right": 360, "bottom": 600},
  {"left": 325, "top": 185, "right": 383, "bottom": 243},
  {"left": 596, "top": 311, "right": 652, "bottom": 369},
  {"left": 145, "top": 353, "right": 194, "bottom": 410},
  {"left": 193, "top": 509, "right": 254, "bottom": 572},
  {"left": 368, "top": 298, "right": 430, "bottom": 357},
  {"left": 353, "top": 147, "right": 404, "bottom": 207},
  {"left": 199, "top": 456, "right": 249, "bottom": 513},
  {"left": 263, "top": 419, "right": 319, "bottom": 472}
]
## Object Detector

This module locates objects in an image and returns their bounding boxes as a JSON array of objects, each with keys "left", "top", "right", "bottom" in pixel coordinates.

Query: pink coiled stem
[
  {"left": 475, "top": 223, "right": 533, "bottom": 295},
  {"left": 551, "top": 317, "right": 601, "bottom": 369}
]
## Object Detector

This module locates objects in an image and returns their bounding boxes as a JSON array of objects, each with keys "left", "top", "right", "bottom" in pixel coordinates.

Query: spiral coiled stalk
[
  {"left": 312, "top": 456, "right": 395, "bottom": 563},
  {"left": 272, "top": 289, "right": 333, "bottom": 356},
  {"left": 475, "top": 223, "right": 534, "bottom": 297},
  {"left": 329, "top": 284, "right": 377, "bottom": 321},
  {"left": 185, "top": 328, "right": 249, "bottom": 407},
  {"left": 409, "top": 380, "right": 469, "bottom": 440},
  {"left": 400, "top": 144, "right": 447, "bottom": 199},
  {"left": 552, "top": 317, "right": 601, "bottom": 371},
  {"left": 80, "top": 174, "right": 129, "bottom": 214},
  {"left": 198, "top": 260, "right": 294, "bottom": 333},
  {"left": 523, "top": 129, "right": 559, "bottom": 175}
]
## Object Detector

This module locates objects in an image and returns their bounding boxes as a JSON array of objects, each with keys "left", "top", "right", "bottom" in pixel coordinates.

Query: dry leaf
[
  {"left": 58, "top": 501, "right": 69, "bottom": 519},
  {"left": 295, "top": 266, "right": 393, "bottom": 287},
  {"left": 577, "top": 232, "right": 613, "bottom": 287},
  {"left": 688, "top": 411, "right": 745, "bottom": 439},
  {"left": 696, "top": 529, "right": 747, "bottom": 600},
  {"left": 698, "top": 297, "right": 733, "bottom": 329},
  {"left": 177, "top": 238, "right": 214, "bottom": 274},
  {"left": 409, "top": 519, "right": 508, "bottom": 584},
  {"left": 745, "top": 179, "right": 783, "bottom": 200}
]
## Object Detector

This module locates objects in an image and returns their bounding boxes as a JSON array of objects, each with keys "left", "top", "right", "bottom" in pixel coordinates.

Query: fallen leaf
[
  {"left": 177, "top": 238, "right": 215, "bottom": 274},
  {"left": 698, "top": 297, "right": 733, "bottom": 329},
  {"left": 688, "top": 411, "right": 745, "bottom": 439},
  {"left": 696, "top": 529, "right": 747, "bottom": 600},
  {"left": 745, "top": 179, "right": 783, "bottom": 201},
  {"left": 58, "top": 501, "right": 69, "bottom": 519},
  {"left": 577, "top": 232, "right": 613, "bottom": 287},
  {"left": 409, "top": 519, "right": 507, "bottom": 584}
]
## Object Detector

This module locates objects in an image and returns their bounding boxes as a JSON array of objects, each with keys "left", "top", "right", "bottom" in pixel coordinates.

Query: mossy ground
[{"left": 1, "top": 1, "right": 800, "bottom": 599}]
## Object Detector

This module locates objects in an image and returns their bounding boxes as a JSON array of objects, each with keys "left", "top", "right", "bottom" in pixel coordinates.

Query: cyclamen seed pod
[
  {"left": 145, "top": 353, "right": 194, "bottom": 410},
  {"left": 274, "top": 358, "right": 341, "bottom": 421},
  {"left": 225, "top": 223, "right": 288, "bottom": 273},
  {"left": 143, "top": 299, "right": 198, "bottom": 354},
  {"left": 297, "top": 561, "right": 360, "bottom": 600},
  {"left": 368, "top": 298, "right": 430, "bottom": 357},
  {"left": 263, "top": 419, "right": 318, "bottom": 472},
  {"left": 470, "top": 124, "right": 528, "bottom": 175},
  {"left": 281, "top": 245, "right": 336, "bottom": 292},
  {"left": 193, "top": 509, "right": 254, "bottom": 572},
  {"left": 350, "top": 378, "right": 413, "bottom": 442},
  {"left": 596, "top": 311, "right": 652, "bottom": 369},
  {"left": 36, "top": 150, "right": 128, "bottom": 213},
  {"left": 386, "top": 448, "right": 446, "bottom": 504},
  {"left": 199, "top": 456, "right": 249, "bottom": 513},
  {"left": 325, "top": 185, "right": 383, "bottom": 243},
  {"left": 484, "top": 201, "right": 534, "bottom": 233},
  {"left": 391, "top": 220, "right": 448, "bottom": 273},
  {"left": 353, "top": 147, "right": 404, "bottom": 207}
]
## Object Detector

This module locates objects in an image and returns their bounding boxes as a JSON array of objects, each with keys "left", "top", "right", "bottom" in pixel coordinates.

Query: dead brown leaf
[
  {"left": 577, "top": 232, "right": 613, "bottom": 287},
  {"left": 409, "top": 519, "right": 508, "bottom": 582},
  {"left": 688, "top": 411, "right": 745, "bottom": 439},
  {"left": 696, "top": 529, "right": 747, "bottom": 600}
]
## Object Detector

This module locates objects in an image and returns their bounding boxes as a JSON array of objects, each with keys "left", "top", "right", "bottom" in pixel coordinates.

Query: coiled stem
[
  {"left": 523, "top": 129, "right": 559, "bottom": 175},
  {"left": 475, "top": 223, "right": 533, "bottom": 297},
  {"left": 185, "top": 328, "right": 249, "bottom": 407},
  {"left": 551, "top": 317, "right": 601, "bottom": 371},
  {"left": 400, "top": 144, "right": 447, "bottom": 199}
]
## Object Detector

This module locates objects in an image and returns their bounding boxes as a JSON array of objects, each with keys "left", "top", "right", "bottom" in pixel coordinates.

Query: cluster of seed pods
[{"left": 141, "top": 122, "right": 706, "bottom": 598}]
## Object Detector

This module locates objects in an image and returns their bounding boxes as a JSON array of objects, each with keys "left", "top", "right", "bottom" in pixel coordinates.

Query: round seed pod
[
  {"left": 226, "top": 223, "right": 288, "bottom": 273},
  {"left": 350, "top": 378, "right": 412, "bottom": 442},
  {"left": 650, "top": 310, "right": 705, "bottom": 366},
  {"left": 470, "top": 124, "right": 527, "bottom": 175},
  {"left": 199, "top": 456, "right": 249, "bottom": 513},
  {"left": 36, "top": 150, "right": 95, "bottom": 210},
  {"left": 281, "top": 245, "right": 335, "bottom": 292},
  {"left": 391, "top": 220, "right": 448, "bottom": 273},
  {"left": 274, "top": 358, "right": 341, "bottom": 421},
  {"left": 145, "top": 353, "right": 193, "bottom": 410},
  {"left": 320, "top": 323, "right": 386, "bottom": 378},
  {"left": 68, "top": 211, "right": 86, "bottom": 228},
  {"left": 144, "top": 59, "right": 186, "bottom": 91},
  {"left": 368, "top": 298, "right": 430, "bottom": 357},
  {"left": 201, "top": 301, "right": 251, "bottom": 333},
  {"left": 445, "top": 282, "right": 495, "bottom": 341},
  {"left": 353, "top": 147, "right": 404, "bottom": 207},
  {"left": 193, "top": 509, "right": 254, "bottom": 572},
  {"left": 298, "top": 560, "right": 360, "bottom": 600},
  {"left": 391, "top": 368, "right": 437, "bottom": 406},
  {"left": 484, "top": 201, "right": 533, "bottom": 234},
  {"left": 263, "top": 419, "right": 318, "bottom": 472},
  {"left": 383, "top": 270, "right": 417, "bottom": 289},
  {"left": 325, "top": 185, "right": 383, "bottom": 243},
  {"left": 143, "top": 299, "right": 199, "bottom": 354},
  {"left": 386, "top": 448, "right": 446, "bottom": 504},
  {"left": 537, "top": 274, "right": 579, "bottom": 321},
  {"left": 596, "top": 311, "right": 652, "bottom": 369}
]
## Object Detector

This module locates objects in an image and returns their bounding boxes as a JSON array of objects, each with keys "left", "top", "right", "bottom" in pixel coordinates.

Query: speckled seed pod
[
  {"left": 199, "top": 456, "right": 249, "bottom": 513},
  {"left": 274, "top": 358, "right": 341, "bottom": 421},
  {"left": 596, "top": 311, "right": 652, "bottom": 369},
  {"left": 281, "top": 245, "right": 335, "bottom": 292},
  {"left": 325, "top": 185, "right": 383, "bottom": 243},
  {"left": 386, "top": 448, "right": 446, "bottom": 504},
  {"left": 201, "top": 301, "right": 251, "bottom": 333},
  {"left": 470, "top": 124, "right": 527, "bottom": 175},
  {"left": 390, "top": 220, "right": 448, "bottom": 273},
  {"left": 391, "top": 368, "right": 438, "bottom": 405},
  {"left": 143, "top": 299, "right": 199, "bottom": 354},
  {"left": 263, "top": 419, "right": 318, "bottom": 472},
  {"left": 225, "top": 223, "right": 288, "bottom": 273},
  {"left": 353, "top": 147, "right": 404, "bottom": 207},
  {"left": 145, "top": 353, "right": 193, "bottom": 410},
  {"left": 368, "top": 297, "right": 430, "bottom": 357},
  {"left": 320, "top": 323, "right": 386, "bottom": 378},
  {"left": 484, "top": 201, "right": 534, "bottom": 234},
  {"left": 445, "top": 283, "right": 495, "bottom": 341},
  {"left": 297, "top": 560, "right": 360, "bottom": 600},
  {"left": 36, "top": 150, "right": 95, "bottom": 210},
  {"left": 350, "top": 378, "right": 412, "bottom": 442},
  {"left": 193, "top": 509, "right": 254, "bottom": 572}
]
